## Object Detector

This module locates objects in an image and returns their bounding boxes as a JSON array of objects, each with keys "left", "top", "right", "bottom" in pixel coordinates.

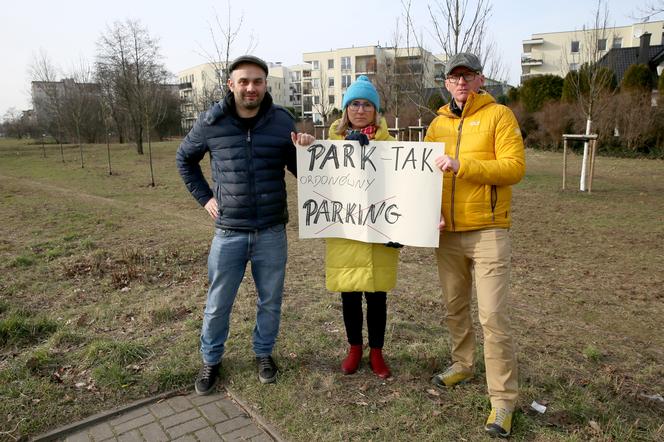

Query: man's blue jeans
[{"left": 200, "top": 224, "right": 287, "bottom": 365}]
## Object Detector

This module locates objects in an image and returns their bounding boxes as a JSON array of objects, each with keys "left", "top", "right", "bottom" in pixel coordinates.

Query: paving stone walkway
[{"left": 33, "top": 390, "right": 282, "bottom": 442}]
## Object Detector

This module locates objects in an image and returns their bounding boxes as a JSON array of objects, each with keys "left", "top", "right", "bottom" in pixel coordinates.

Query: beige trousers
[{"left": 436, "top": 228, "right": 518, "bottom": 410}]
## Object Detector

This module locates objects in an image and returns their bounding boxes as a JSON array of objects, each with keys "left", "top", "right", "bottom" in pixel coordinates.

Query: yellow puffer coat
[
  {"left": 424, "top": 91, "right": 525, "bottom": 232},
  {"left": 325, "top": 117, "right": 400, "bottom": 292}
]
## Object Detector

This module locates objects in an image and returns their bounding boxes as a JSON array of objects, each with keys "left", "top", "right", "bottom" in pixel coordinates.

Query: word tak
[{"left": 307, "top": 143, "right": 435, "bottom": 172}]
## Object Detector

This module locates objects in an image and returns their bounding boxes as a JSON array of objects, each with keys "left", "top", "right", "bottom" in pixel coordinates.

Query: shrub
[
  {"left": 427, "top": 92, "right": 446, "bottom": 112},
  {"left": 562, "top": 64, "right": 616, "bottom": 102},
  {"left": 506, "top": 86, "right": 519, "bottom": 104},
  {"left": 621, "top": 64, "right": 654, "bottom": 92},
  {"left": 520, "top": 74, "right": 564, "bottom": 112}
]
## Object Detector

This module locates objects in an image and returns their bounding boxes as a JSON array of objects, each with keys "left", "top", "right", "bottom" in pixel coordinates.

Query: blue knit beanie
[{"left": 342, "top": 75, "right": 380, "bottom": 111}]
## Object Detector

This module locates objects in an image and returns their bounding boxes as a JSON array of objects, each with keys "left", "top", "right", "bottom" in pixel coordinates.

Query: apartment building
[
  {"left": 177, "top": 62, "right": 296, "bottom": 130},
  {"left": 302, "top": 45, "right": 444, "bottom": 123},
  {"left": 177, "top": 45, "right": 445, "bottom": 128},
  {"left": 521, "top": 20, "right": 664, "bottom": 82}
]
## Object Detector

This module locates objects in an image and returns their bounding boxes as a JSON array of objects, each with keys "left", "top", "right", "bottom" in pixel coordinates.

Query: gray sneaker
[
  {"left": 256, "top": 355, "right": 278, "bottom": 384},
  {"left": 195, "top": 362, "right": 220, "bottom": 395}
]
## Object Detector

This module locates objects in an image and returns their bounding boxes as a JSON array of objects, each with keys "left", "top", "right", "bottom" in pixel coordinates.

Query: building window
[
  {"left": 341, "top": 56, "right": 351, "bottom": 70},
  {"left": 612, "top": 37, "right": 622, "bottom": 48},
  {"left": 312, "top": 78, "right": 320, "bottom": 88},
  {"left": 328, "top": 59, "right": 334, "bottom": 69},
  {"left": 313, "top": 96, "right": 320, "bottom": 105},
  {"left": 571, "top": 40, "right": 580, "bottom": 53},
  {"left": 328, "top": 77, "right": 334, "bottom": 87},
  {"left": 569, "top": 63, "right": 579, "bottom": 72},
  {"left": 328, "top": 95, "right": 335, "bottom": 105},
  {"left": 341, "top": 75, "right": 351, "bottom": 88},
  {"left": 597, "top": 38, "right": 607, "bottom": 51},
  {"left": 312, "top": 60, "right": 319, "bottom": 70}
]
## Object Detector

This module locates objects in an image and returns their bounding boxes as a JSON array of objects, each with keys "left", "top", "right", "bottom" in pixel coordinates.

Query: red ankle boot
[
  {"left": 369, "top": 348, "right": 391, "bottom": 379},
  {"left": 341, "top": 344, "right": 363, "bottom": 374}
]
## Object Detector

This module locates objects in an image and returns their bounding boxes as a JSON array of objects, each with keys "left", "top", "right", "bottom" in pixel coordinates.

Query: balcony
[
  {"left": 522, "top": 38, "right": 544, "bottom": 45},
  {"left": 521, "top": 55, "right": 543, "bottom": 66},
  {"left": 520, "top": 73, "right": 540, "bottom": 83},
  {"left": 356, "top": 62, "right": 377, "bottom": 74},
  {"left": 355, "top": 56, "right": 377, "bottom": 75},
  {"left": 178, "top": 82, "right": 192, "bottom": 90}
]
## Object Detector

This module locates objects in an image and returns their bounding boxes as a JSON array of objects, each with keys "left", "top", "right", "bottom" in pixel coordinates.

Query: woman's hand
[
  {"left": 291, "top": 132, "right": 315, "bottom": 148},
  {"left": 344, "top": 132, "right": 369, "bottom": 147}
]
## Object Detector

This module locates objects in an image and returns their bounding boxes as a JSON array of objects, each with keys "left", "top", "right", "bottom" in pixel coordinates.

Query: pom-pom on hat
[{"left": 342, "top": 75, "right": 380, "bottom": 111}]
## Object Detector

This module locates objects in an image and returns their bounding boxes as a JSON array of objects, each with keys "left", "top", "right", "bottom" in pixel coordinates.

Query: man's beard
[{"left": 239, "top": 93, "right": 262, "bottom": 109}]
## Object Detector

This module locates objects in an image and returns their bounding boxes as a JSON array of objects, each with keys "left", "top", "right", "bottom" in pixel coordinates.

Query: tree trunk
[
  {"left": 106, "top": 131, "right": 113, "bottom": 176},
  {"left": 148, "top": 130, "right": 155, "bottom": 187},
  {"left": 135, "top": 126, "right": 144, "bottom": 155},
  {"left": 78, "top": 131, "right": 84, "bottom": 169},
  {"left": 579, "top": 118, "right": 591, "bottom": 192}
]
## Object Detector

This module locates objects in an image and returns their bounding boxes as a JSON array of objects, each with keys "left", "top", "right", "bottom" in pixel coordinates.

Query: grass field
[{"left": 1, "top": 138, "right": 663, "bottom": 441}]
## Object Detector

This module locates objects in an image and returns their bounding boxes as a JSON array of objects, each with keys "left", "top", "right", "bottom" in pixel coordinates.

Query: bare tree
[
  {"left": 30, "top": 50, "right": 66, "bottom": 161},
  {"left": 374, "top": 19, "right": 404, "bottom": 128},
  {"left": 401, "top": 0, "right": 438, "bottom": 130},
  {"left": 311, "top": 69, "right": 337, "bottom": 132},
  {"left": 1, "top": 108, "right": 35, "bottom": 139},
  {"left": 195, "top": 2, "right": 258, "bottom": 110},
  {"left": 97, "top": 65, "right": 129, "bottom": 144},
  {"left": 612, "top": 91, "right": 657, "bottom": 151},
  {"left": 96, "top": 19, "right": 169, "bottom": 155},
  {"left": 636, "top": 1, "right": 664, "bottom": 20},
  {"left": 142, "top": 76, "right": 176, "bottom": 186},
  {"left": 61, "top": 59, "right": 100, "bottom": 168},
  {"left": 428, "top": 0, "right": 506, "bottom": 81},
  {"left": 563, "top": 0, "right": 616, "bottom": 191}
]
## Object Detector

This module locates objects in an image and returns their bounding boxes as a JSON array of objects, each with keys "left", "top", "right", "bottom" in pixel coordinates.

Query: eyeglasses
[
  {"left": 446, "top": 72, "right": 478, "bottom": 84},
  {"left": 348, "top": 101, "right": 375, "bottom": 111}
]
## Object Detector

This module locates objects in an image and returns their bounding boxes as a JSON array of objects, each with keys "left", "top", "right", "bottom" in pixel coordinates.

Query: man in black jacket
[{"left": 176, "top": 55, "right": 313, "bottom": 394}]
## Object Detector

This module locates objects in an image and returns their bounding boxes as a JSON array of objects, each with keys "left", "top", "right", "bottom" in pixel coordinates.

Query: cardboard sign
[{"left": 297, "top": 140, "right": 444, "bottom": 247}]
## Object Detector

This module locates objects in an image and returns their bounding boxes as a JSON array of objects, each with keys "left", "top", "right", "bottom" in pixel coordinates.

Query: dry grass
[{"left": 0, "top": 138, "right": 662, "bottom": 441}]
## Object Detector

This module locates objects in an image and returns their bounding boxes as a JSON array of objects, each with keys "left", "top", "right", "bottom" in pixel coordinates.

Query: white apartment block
[
  {"left": 521, "top": 20, "right": 664, "bottom": 82},
  {"left": 177, "top": 62, "right": 292, "bottom": 130},
  {"left": 302, "top": 45, "right": 444, "bottom": 123},
  {"left": 177, "top": 45, "right": 445, "bottom": 128}
]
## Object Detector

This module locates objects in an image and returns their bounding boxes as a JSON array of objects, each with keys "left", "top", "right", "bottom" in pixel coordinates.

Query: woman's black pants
[{"left": 341, "top": 291, "right": 387, "bottom": 348}]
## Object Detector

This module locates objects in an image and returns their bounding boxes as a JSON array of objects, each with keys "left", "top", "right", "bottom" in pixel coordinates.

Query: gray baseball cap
[
  {"left": 445, "top": 53, "right": 483, "bottom": 76},
  {"left": 228, "top": 55, "right": 269, "bottom": 76}
]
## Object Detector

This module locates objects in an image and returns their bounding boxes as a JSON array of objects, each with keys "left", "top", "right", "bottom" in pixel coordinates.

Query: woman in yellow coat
[{"left": 326, "top": 76, "right": 400, "bottom": 379}]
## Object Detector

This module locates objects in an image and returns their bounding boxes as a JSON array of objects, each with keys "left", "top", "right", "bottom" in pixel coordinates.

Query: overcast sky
[{"left": 0, "top": 0, "right": 645, "bottom": 117}]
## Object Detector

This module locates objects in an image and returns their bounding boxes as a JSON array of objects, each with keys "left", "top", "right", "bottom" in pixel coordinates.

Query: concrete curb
[
  {"left": 31, "top": 389, "right": 186, "bottom": 441},
  {"left": 225, "top": 387, "right": 287, "bottom": 442},
  {"left": 31, "top": 387, "right": 286, "bottom": 442}
]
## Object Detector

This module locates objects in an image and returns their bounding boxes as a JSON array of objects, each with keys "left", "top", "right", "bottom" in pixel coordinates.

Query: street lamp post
[{"left": 41, "top": 133, "right": 46, "bottom": 158}]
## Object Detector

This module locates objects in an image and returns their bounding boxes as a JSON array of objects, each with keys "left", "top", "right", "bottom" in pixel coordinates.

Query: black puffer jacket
[{"left": 176, "top": 92, "right": 297, "bottom": 230}]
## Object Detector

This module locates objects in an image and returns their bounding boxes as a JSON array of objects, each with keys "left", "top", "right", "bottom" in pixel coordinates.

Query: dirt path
[{"left": 0, "top": 172, "right": 204, "bottom": 226}]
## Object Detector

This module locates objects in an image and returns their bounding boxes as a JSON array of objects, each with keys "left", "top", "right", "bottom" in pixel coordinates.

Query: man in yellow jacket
[{"left": 425, "top": 53, "right": 525, "bottom": 438}]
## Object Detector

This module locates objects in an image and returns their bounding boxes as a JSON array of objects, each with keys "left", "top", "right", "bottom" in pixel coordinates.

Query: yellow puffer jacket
[
  {"left": 325, "top": 117, "right": 400, "bottom": 292},
  {"left": 424, "top": 91, "right": 525, "bottom": 232}
]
